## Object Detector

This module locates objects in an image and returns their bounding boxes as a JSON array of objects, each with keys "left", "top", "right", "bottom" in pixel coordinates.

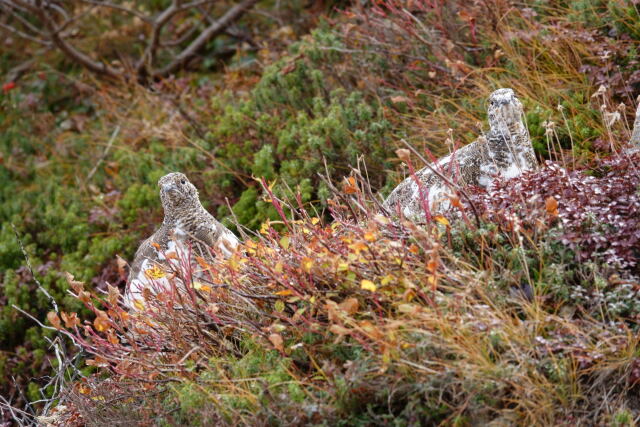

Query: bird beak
[{"left": 162, "top": 183, "right": 177, "bottom": 193}]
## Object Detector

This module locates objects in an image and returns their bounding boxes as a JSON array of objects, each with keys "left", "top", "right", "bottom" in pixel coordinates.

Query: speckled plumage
[
  {"left": 383, "top": 88, "right": 537, "bottom": 220},
  {"left": 630, "top": 102, "right": 640, "bottom": 149},
  {"left": 125, "top": 172, "right": 240, "bottom": 307}
]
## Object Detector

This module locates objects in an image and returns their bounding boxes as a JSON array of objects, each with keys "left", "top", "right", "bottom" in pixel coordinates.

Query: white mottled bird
[
  {"left": 125, "top": 172, "right": 240, "bottom": 307},
  {"left": 630, "top": 100, "right": 640, "bottom": 150},
  {"left": 383, "top": 88, "right": 537, "bottom": 220}
]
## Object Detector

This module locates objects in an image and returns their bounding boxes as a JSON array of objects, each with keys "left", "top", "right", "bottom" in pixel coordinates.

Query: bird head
[
  {"left": 486, "top": 88, "right": 526, "bottom": 139},
  {"left": 158, "top": 172, "right": 200, "bottom": 216}
]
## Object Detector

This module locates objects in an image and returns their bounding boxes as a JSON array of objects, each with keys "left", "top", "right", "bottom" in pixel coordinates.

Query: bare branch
[
  {"left": 78, "top": 0, "right": 150, "bottom": 21},
  {"left": 160, "top": 20, "right": 201, "bottom": 47},
  {"left": 11, "top": 224, "right": 59, "bottom": 313},
  {"left": 0, "top": 1, "right": 48, "bottom": 36},
  {"left": 36, "top": 5, "right": 123, "bottom": 79},
  {"left": 154, "top": 0, "right": 259, "bottom": 78},
  {"left": 0, "top": 21, "right": 51, "bottom": 45},
  {"left": 86, "top": 125, "right": 121, "bottom": 182},
  {"left": 136, "top": 0, "right": 180, "bottom": 75}
]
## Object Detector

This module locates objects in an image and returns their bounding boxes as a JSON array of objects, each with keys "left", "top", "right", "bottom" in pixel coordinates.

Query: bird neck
[
  {"left": 487, "top": 110, "right": 528, "bottom": 153},
  {"left": 162, "top": 200, "right": 207, "bottom": 227}
]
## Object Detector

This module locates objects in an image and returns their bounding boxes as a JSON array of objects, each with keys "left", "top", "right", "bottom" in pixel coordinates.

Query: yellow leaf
[
  {"left": 361, "top": 279, "right": 377, "bottom": 292},
  {"left": 193, "top": 282, "right": 211, "bottom": 292},
  {"left": 144, "top": 264, "right": 165, "bottom": 280},
  {"left": 260, "top": 221, "right": 271, "bottom": 235},
  {"left": 364, "top": 231, "right": 376, "bottom": 242},
  {"left": 337, "top": 262, "right": 349, "bottom": 272},
  {"left": 274, "top": 262, "right": 283, "bottom": 273},
  {"left": 351, "top": 242, "right": 368, "bottom": 253},
  {"left": 280, "top": 236, "right": 290, "bottom": 250},
  {"left": 434, "top": 215, "right": 450, "bottom": 226},
  {"left": 398, "top": 304, "right": 421, "bottom": 314},
  {"left": 381, "top": 274, "right": 394, "bottom": 286},
  {"left": 311, "top": 217, "right": 320, "bottom": 225},
  {"left": 275, "top": 300, "right": 285, "bottom": 312},
  {"left": 301, "top": 257, "right": 313, "bottom": 272},
  {"left": 94, "top": 311, "right": 110, "bottom": 332},
  {"left": 133, "top": 299, "right": 145, "bottom": 311}
]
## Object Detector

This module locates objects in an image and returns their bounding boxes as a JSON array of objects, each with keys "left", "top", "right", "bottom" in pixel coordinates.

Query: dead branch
[
  {"left": 153, "top": 0, "right": 259, "bottom": 78},
  {"left": 0, "top": 0, "right": 260, "bottom": 82},
  {"left": 11, "top": 223, "right": 60, "bottom": 313}
]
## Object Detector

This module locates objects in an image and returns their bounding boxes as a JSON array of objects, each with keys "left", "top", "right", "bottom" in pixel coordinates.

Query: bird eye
[{"left": 180, "top": 179, "right": 186, "bottom": 185}]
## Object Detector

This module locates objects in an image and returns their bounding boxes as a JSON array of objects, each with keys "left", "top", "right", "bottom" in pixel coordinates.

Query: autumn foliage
[
  {"left": 2, "top": 0, "right": 640, "bottom": 425},
  {"left": 46, "top": 148, "right": 640, "bottom": 425}
]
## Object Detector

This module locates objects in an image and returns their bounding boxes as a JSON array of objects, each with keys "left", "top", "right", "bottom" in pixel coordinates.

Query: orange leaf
[
  {"left": 269, "top": 333, "right": 284, "bottom": 351},
  {"left": 165, "top": 251, "right": 179, "bottom": 260},
  {"left": 545, "top": 196, "right": 559, "bottom": 216},
  {"left": 61, "top": 311, "right": 80, "bottom": 328},
  {"left": 434, "top": 215, "right": 450, "bottom": 226},
  {"left": 338, "top": 297, "right": 359, "bottom": 315},
  {"left": 275, "top": 289, "right": 294, "bottom": 296},
  {"left": 427, "top": 258, "right": 438, "bottom": 273},
  {"left": 47, "top": 312, "right": 62, "bottom": 330},
  {"left": 329, "top": 324, "right": 350, "bottom": 335},
  {"left": 107, "top": 330, "right": 119, "bottom": 345},
  {"left": 107, "top": 285, "right": 120, "bottom": 306},
  {"left": 93, "top": 311, "right": 110, "bottom": 332},
  {"left": 344, "top": 176, "right": 358, "bottom": 194},
  {"left": 116, "top": 255, "right": 127, "bottom": 277},
  {"left": 78, "top": 291, "right": 91, "bottom": 304},
  {"left": 301, "top": 257, "right": 313, "bottom": 273},
  {"left": 64, "top": 272, "right": 84, "bottom": 294}
]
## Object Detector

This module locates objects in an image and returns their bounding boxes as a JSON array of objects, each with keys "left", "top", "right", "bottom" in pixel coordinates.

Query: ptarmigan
[
  {"left": 125, "top": 172, "right": 240, "bottom": 307},
  {"left": 383, "top": 88, "right": 537, "bottom": 220},
  {"left": 630, "top": 101, "right": 640, "bottom": 149}
]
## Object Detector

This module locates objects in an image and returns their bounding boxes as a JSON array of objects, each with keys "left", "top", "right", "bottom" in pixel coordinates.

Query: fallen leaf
[{"left": 361, "top": 279, "right": 377, "bottom": 292}]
